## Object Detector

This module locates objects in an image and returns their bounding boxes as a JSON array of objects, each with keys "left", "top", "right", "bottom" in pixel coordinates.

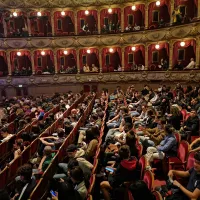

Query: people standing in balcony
[
  {"left": 82, "top": 23, "right": 89, "bottom": 33},
  {"left": 172, "top": 7, "right": 182, "bottom": 25},
  {"left": 102, "top": 24, "right": 108, "bottom": 34},
  {"left": 184, "top": 58, "right": 196, "bottom": 70}
]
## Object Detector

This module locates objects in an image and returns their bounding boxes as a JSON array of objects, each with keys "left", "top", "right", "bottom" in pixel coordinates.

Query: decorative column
[
  {"left": 53, "top": 50, "right": 58, "bottom": 73},
  {"left": 145, "top": 44, "right": 148, "bottom": 70},
  {"left": 169, "top": 41, "right": 174, "bottom": 70},
  {"left": 121, "top": 8, "right": 124, "bottom": 32},
  {"left": 27, "top": 12, "right": 32, "bottom": 36},
  {"left": 198, "top": 0, "right": 200, "bottom": 19},
  {"left": 196, "top": 38, "right": 200, "bottom": 69},
  {"left": 30, "top": 50, "right": 35, "bottom": 75},
  {"left": 170, "top": 0, "right": 175, "bottom": 25},
  {"left": 75, "top": 11, "right": 78, "bottom": 35},
  {"left": 99, "top": 49, "right": 102, "bottom": 73},
  {"left": 145, "top": 3, "right": 149, "bottom": 29},
  {"left": 6, "top": 51, "right": 11, "bottom": 75},
  {"left": 121, "top": 47, "right": 125, "bottom": 71},
  {"left": 2, "top": 15, "right": 7, "bottom": 37},
  {"left": 76, "top": 49, "right": 80, "bottom": 73},
  {"left": 97, "top": 9, "right": 101, "bottom": 34},
  {"left": 51, "top": 11, "right": 55, "bottom": 36}
]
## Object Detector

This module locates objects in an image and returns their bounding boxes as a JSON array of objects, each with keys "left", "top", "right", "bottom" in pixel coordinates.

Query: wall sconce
[
  {"left": 109, "top": 48, "right": 114, "bottom": 53},
  {"left": 131, "top": 47, "right": 136, "bottom": 51},
  {"left": 61, "top": 11, "right": 65, "bottom": 16},
  {"left": 180, "top": 41, "right": 185, "bottom": 47},
  {"left": 85, "top": 10, "right": 89, "bottom": 15},
  {"left": 63, "top": 50, "right": 68, "bottom": 55},
  {"left": 155, "top": 44, "right": 160, "bottom": 49},
  {"left": 17, "top": 51, "right": 21, "bottom": 56},
  {"left": 131, "top": 5, "right": 136, "bottom": 11},
  {"left": 156, "top": 1, "right": 161, "bottom": 6},
  {"left": 13, "top": 12, "right": 18, "bottom": 17},
  {"left": 41, "top": 50, "right": 45, "bottom": 56},
  {"left": 108, "top": 8, "right": 112, "bottom": 13},
  {"left": 37, "top": 11, "right": 42, "bottom": 16},
  {"left": 87, "top": 49, "right": 91, "bottom": 54}
]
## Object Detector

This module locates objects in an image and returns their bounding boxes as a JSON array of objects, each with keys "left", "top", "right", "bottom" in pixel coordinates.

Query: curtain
[
  {"left": 102, "top": 48, "right": 110, "bottom": 70},
  {"left": 173, "top": 39, "right": 196, "bottom": 66},
  {"left": 86, "top": 11, "right": 98, "bottom": 33},
  {"left": 0, "top": 13, "right": 4, "bottom": 36},
  {"left": 0, "top": 51, "right": 8, "bottom": 75},
  {"left": 87, "top": 48, "right": 99, "bottom": 68},
  {"left": 77, "top": 10, "right": 85, "bottom": 33}
]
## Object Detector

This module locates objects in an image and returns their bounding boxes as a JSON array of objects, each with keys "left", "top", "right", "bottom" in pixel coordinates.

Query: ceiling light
[
  {"left": 131, "top": 5, "right": 136, "bottom": 11},
  {"left": 131, "top": 47, "right": 136, "bottom": 51},
  {"left": 156, "top": 1, "right": 161, "bottom": 6},
  {"left": 87, "top": 49, "right": 91, "bottom": 54},
  {"left": 17, "top": 51, "right": 21, "bottom": 56},
  {"left": 61, "top": 11, "right": 65, "bottom": 16},
  {"left": 109, "top": 48, "right": 114, "bottom": 53},
  {"left": 63, "top": 50, "right": 68, "bottom": 55},
  {"left": 37, "top": 12, "right": 42, "bottom": 17},
  {"left": 180, "top": 41, "right": 185, "bottom": 47},
  {"left": 155, "top": 44, "right": 160, "bottom": 49},
  {"left": 108, "top": 8, "right": 112, "bottom": 13},
  {"left": 85, "top": 10, "right": 89, "bottom": 15},
  {"left": 41, "top": 51, "right": 45, "bottom": 56},
  {"left": 13, "top": 12, "right": 18, "bottom": 17}
]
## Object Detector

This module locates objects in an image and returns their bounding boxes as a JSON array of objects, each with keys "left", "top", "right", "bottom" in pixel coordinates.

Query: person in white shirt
[
  {"left": 184, "top": 58, "right": 196, "bottom": 70},
  {"left": 83, "top": 65, "right": 90, "bottom": 72},
  {"left": 1, "top": 127, "right": 13, "bottom": 142},
  {"left": 134, "top": 23, "right": 140, "bottom": 31}
]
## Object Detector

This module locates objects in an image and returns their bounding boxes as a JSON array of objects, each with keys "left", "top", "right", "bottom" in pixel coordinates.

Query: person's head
[
  {"left": 130, "top": 180, "right": 155, "bottom": 200},
  {"left": 191, "top": 58, "right": 194, "bottom": 61},
  {"left": 194, "top": 152, "right": 200, "bottom": 173},
  {"left": 123, "top": 122, "right": 133, "bottom": 133},
  {"left": 66, "top": 144, "right": 78, "bottom": 158},
  {"left": 17, "top": 164, "right": 32, "bottom": 182},
  {"left": 170, "top": 106, "right": 180, "bottom": 116},
  {"left": 69, "top": 166, "right": 84, "bottom": 183},
  {"left": 57, "top": 128, "right": 65, "bottom": 138},
  {"left": 190, "top": 109, "right": 197, "bottom": 118},
  {"left": 0, "top": 189, "right": 10, "bottom": 200},
  {"left": 1, "top": 127, "right": 9, "bottom": 138},
  {"left": 141, "top": 105, "right": 147, "bottom": 112},
  {"left": 147, "top": 109, "right": 154, "bottom": 117},
  {"left": 120, "top": 106, "right": 129, "bottom": 115},
  {"left": 64, "top": 124, "right": 73, "bottom": 135},
  {"left": 119, "top": 145, "right": 131, "bottom": 160},
  {"left": 126, "top": 131, "right": 136, "bottom": 147},
  {"left": 43, "top": 146, "right": 52, "bottom": 156},
  {"left": 91, "top": 114, "right": 98, "bottom": 122},
  {"left": 191, "top": 98, "right": 198, "bottom": 105},
  {"left": 85, "top": 126, "right": 99, "bottom": 141},
  {"left": 31, "top": 125, "right": 40, "bottom": 134},
  {"left": 14, "top": 139, "right": 24, "bottom": 151},
  {"left": 164, "top": 124, "right": 174, "bottom": 135}
]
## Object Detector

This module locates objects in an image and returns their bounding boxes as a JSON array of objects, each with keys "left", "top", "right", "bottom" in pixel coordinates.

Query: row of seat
[{"left": 28, "top": 94, "right": 96, "bottom": 199}]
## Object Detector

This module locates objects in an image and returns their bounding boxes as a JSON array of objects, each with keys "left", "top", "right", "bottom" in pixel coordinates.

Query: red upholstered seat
[
  {"left": 139, "top": 156, "right": 147, "bottom": 179},
  {"left": 143, "top": 170, "right": 154, "bottom": 191},
  {"left": 168, "top": 140, "right": 189, "bottom": 170},
  {"left": 137, "top": 143, "right": 143, "bottom": 158},
  {"left": 186, "top": 151, "right": 195, "bottom": 170}
]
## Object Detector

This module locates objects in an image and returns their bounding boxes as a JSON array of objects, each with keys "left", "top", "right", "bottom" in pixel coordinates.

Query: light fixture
[
  {"left": 13, "top": 12, "right": 18, "bottom": 17},
  {"left": 37, "top": 11, "right": 42, "bottom": 17},
  {"left": 87, "top": 49, "right": 91, "bottom": 54},
  {"left": 108, "top": 8, "right": 112, "bottom": 13},
  {"left": 17, "top": 51, "right": 21, "bottom": 56},
  {"left": 180, "top": 41, "right": 185, "bottom": 47},
  {"left": 63, "top": 50, "right": 68, "bottom": 55},
  {"left": 109, "top": 48, "right": 114, "bottom": 53},
  {"left": 61, "top": 11, "right": 65, "bottom": 16},
  {"left": 131, "top": 46, "right": 136, "bottom": 51},
  {"left": 85, "top": 10, "right": 89, "bottom": 15},
  {"left": 131, "top": 5, "right": 136, "bottom": 11},
  {"left": 156, "top": 1, "right": 161, "bottom": 6},
  {"left": 41, "top": 50, "right": 45, "bottom": 56},
  {"left": 155, "top": 44, "right": 160, "bottom": 49}
]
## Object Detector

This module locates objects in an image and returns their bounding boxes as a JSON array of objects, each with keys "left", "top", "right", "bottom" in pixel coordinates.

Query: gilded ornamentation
[
  {"left": 31, "top": 39, "right": 52, "bottom": 47},
  {"left": 55, "top": 38, "right": 75, "bottom": 47},
  {"left": 146, "top": 31, "right": 165, "bottom": 41},
  {"left": 171, "top": 26, "right": 191, "bottom": 38},
  {"left": 6, "top": 39, "right": 28, "bottom": 48},
  {"left": 101, "top": 36, "right": 120, "bottom": 45},
  {"left": 78, "top": 37, "right": 97, "bottom": 46}
]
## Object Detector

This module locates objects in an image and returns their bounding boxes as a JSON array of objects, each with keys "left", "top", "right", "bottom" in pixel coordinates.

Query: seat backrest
[
  {"left": 30, "top": 139, "right": 39, "bottom": 157},
  {"left": 0, "top": 141, "right": 8, "bottom": 159},
  {"left": 177, "top": 141, "right": 189, "bottom": 163},
  {"left": 174, "top": 132, "right": 181, "bottom": 145},
  {"left": 186, "top": 151, "right": 195, "bottom": 170},
  {"left": 0, "top": 166, "right": 8, "bottom": 189},
  {"left": 143, "top": 170, "right": 154, "bottom": 191},
  {"left": 181, "top": 110, "right": 187, "bottom": 122},
  {"left": 137, "top": 143, "right": 143, "bottom": 158},
  {"left": 21, "top": 146, "right": 31, "bottom": 165},
  {"left": 139, "top": 156, "right": 147, "bottom": 179},
  {"left": 152, "top": 191, "right": 162, "bottom": 200},
  {"left": 8, "top": 156, "right": 22, "bottom": 181}
]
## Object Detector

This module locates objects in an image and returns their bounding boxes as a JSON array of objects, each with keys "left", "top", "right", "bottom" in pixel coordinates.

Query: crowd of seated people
[
  {"left": 60, "top": 65, "right": 77, "bottom": 74},
  {"left": 83, "top": 64, "right": 99, "bottom": 73},
  {"left": 101, "top": 21, "right": 121, "bottom": 34},
  {"left": 12, "top": 66, "right": 32, "bottom": 76},
  {"left": 42, "top": 66, "right": 55, "bottom": 74},
  {"left": 174, "top": 58, "right": 198, "bottom": 70},
  {"left": 2, "top": 83, "right": 200, "bottom": 200},
  {"left": 9, "top": 27, "right": 29, "bottom": 38},
  {"left": 125, "top": 24, "right": 141, "bottom": 32}
]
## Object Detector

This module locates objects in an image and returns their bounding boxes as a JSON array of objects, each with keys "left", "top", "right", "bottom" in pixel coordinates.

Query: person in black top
[
  {"left": 167, "top": 106, "right": 182, "bottom": 130},
  {"left": 168, "top": 151, "right": 200, "bottom": 200}
]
